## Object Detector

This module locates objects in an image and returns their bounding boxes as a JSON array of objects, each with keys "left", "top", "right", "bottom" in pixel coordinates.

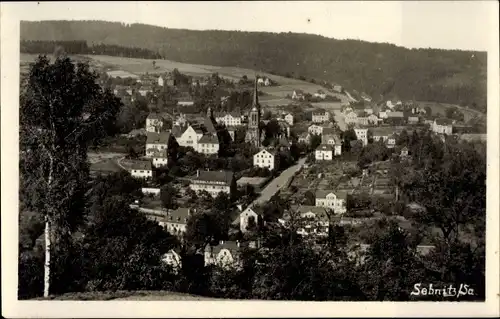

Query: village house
[
  {"left": 189, "top": 170, "right": 235, "bottom": 198},
  {"left": 240, "top": 206, "right": 264, "bottom": 233},
  {"left": 308, "top": 124, "right": 324, "bottom": 135},
  {"left": 215, "top": 112, "right": 243, "bottom": 127},
  {"left": 378, "top": 110, "right": 388, "bottom": 119},
  {"left": 177, "top": 100, "right": 195, "bottom": 107},
  {"left": 386, "top": 134, "right": 397, "bottom": 148},
  {"left": 344, "top": 111, "right": 358, "bottom": 125},
  {"left": 321, "top": 134, "right": 342, "bottom": 156},
  {"left": 298, "top": 132, "right": 310, "bottom": 144},
  {"left": 354, "top": 128, "right": 369, "bottom": 146},
  {"left": 356, "top": 112, "right": 370, "bottom": 126},
  {"left": 129, "top": 160, "right": 153, "bottom": 179},
  {"left": 386, "top": 111, "right": 405, "bottom": 125},
  {"left": 313, "top": 90, "right": 327, "bottom": 100},
  {"left": 432, "top": 118, "right": 454, "bottom": 135},
  {"left": 204, "top": 241, "right": 242, "bottom": 269},
  {"left": 370, "top": 127, "right": 397, "bottom": 145},
  {"left": 253, "top": 149, "right": 279, "bottom": 171},
  {"left": 257, "top": 77, "right": 271, "bottom": 86},
  {"left": 151, "top": 150, "right": 169, "bottom": 168},
  {"left": 138, "top": 86, "right": 153, "bottom": 97},
  {"left": 342, "top": 105, "right": 353, "bottom": 114},
  {"left": 197, "top": 134, "right": 220, "bottom": 155},
  {"left": 315, "top": 190, "right": 347, "bottom": 214},
  {"left": 312, "top": 110, "right": 330, "bottom": 123},
  {"left": 288, "top": 206, "right": 331, "bottom": 237},
  {"left": 158, "top": 74, "right": 175, "bottom": 87},
  {"left": 160, "top": 208, "right": 192, "bottom": 237},
  {"left": 292, "top": 90, "right": 305, "bottom": 100},
  {"left": 146, "top": 113, "right": 164, "bottom": 133},
  {"left": 315, "top": 144, "right": 334, "bottom": 161},
  {"left": 145, "top": 132, "right": 173, "bottom": 158},
  {"left": 282, "top": 113, "right": 294, "bottom": 126}
]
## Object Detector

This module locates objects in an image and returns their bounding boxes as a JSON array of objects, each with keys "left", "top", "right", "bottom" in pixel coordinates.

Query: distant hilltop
[{"left": 21, "top": 20, "right": 487, "bottom": 112}]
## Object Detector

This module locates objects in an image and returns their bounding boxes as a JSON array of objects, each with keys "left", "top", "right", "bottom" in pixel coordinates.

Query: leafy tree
[
  {"left": 20, "top": 55, "right": 121, "bottom": 297},
  {"left": 309, "top": 133, "right": 322, "bottom": 151},
  {"left": 160, "top": 185, "right": 178, "bottom": 210}
]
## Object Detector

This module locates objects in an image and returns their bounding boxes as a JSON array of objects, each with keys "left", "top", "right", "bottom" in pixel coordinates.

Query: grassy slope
[{"left": 32, "top": 290, "right": 221, "bottom": 300}]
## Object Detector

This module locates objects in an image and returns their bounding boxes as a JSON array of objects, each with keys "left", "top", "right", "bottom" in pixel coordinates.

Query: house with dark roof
[
  {"left": 189, "top": 170, "right": 235, "bottom": 198},
  {"left": 315, "top": 190, "right": 347, "bottom": 214},
  {"left": 146, "top": 132, "right": 173, "bottom": 158},
  {"left": 312, "top": 109, "right": 330, "bottom": 123},
  {"left": 204, "top": 240, "right": 243, "bottom": 269},
  {"left": 315, "top": 144, "right": 335, "bottom": 161},
  {"left": 129, "top": 160, "right": 153, "bottom": 179},
  {"left": 321, "top": 134, "right": 342, "bottom": 156},
  {"left": 160, "top": 208, "right": 192, "bottom": 237},
  {"left": 215, "top": 111, "right": 243, "bottom": 127}
]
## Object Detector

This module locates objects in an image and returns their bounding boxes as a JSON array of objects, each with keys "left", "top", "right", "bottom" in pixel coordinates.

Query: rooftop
[
  {"left": 198, "top": 134, "right": 220, "bottom": 144},
  {"left": 435, "top": 118, "right": 454, "bottom": 126},
  {"left": 129, "top": 160, "right": 152, "bottom": 171},
  {"left": 315, "top": 189, "right": 348, "bottom": 200},
  {"left": 190, "top": 170, "right": 234, "bottom": 184},
  {"left": 165, "top": 208, "right": 191, "bottom": 225},
  {"left": 146, "top": 132, "right": 171, "bottom": 144},
  {"left": 316, "top": 144, "right": 334, "bottom": 151}
]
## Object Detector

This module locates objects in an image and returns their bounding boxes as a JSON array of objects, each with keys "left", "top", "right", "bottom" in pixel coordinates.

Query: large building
[
  {"left": 354, "top": 128, "right": 368, "bottom": 146},
  {"left": 315, "top": 190, "right": 347, "bottom": 214},
  {"left": 312, "top": 110, "right": 330, "bottom": 123},
  {"left": 245, "top": 78, "right": 263, "bottom": 147},
  {"left": 189, "top": 170, "right": 235, "bottom": 198},
  {"left": 253, "top": 149, "right": 279, "bottom": 170},
  {"left": 215, "top": 112, "right": 243, "bottom": 127},
  {"left": 129, "top": 160, "right": 153, "bottom": 179},
  {"left": 145, "top": 132, "right": 173, "bottom": 157},
  {"left": 160, "top": 208, "right": 192, "bottom": 237},
  {"left": 432, "top": 118, "right": 453, "bottom": 135}
]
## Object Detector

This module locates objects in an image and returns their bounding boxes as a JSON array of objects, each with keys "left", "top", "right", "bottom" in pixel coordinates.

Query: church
[{"left": 245, "top": 77, "right": 265, "bottom": 147}]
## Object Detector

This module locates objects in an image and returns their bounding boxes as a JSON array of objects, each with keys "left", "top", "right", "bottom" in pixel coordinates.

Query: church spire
[{"left": 252, "top": 75, "right": 259, "bottom": 110}]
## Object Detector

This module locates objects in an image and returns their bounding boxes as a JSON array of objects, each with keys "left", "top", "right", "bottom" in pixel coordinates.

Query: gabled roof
[
  {"left": 203, "top": 117, "right": 218, "bottom": 134},
  {"left": 315, "top": 190, "right": 348, "bottom": 200},
  {"left": 191, "top": 170, "right": 234, "bottom": 184},
  {"left": 322, "top": 127, "right": 336, "bottom": 136},
  {"left": 243, "top": 205, "right": 265, "bottom": 216},
  {"left": 316, "top": 144, "right": 334, "bottom": 151},
  {"left": 435, "top": 118, "right": 453, "bottom": 126},
  {"left": 206, "top": 241, "right": 241, "bottom": 255},
  {"left": 198, "top": 134, "right": 219, "bottom": 144},
  {"left": 290, "top": 205, "right": 329, "bottom": 218},
  {"left": 294, "top": 89, "right": 304, "bottom": 94},
  {"left": 370, "top": 127, "right": 395, "bottom": 136},
  {"left": 171, "top": 124, "right": 189, "bottom": 138},
  {"left": 146, "top": 132, "right": 171, "bottom": 144},
  {"left": 256, "top": 148, "right": 278, "bottom": 157},
  {"left": 149, "top": 149, "right": 168, "bottom": 158},
  {"left": 130, "top": 160, "right": 152, "bottom": 171},
  {"left": 165, "top": 208, "right": 191, "bottom": 225}
]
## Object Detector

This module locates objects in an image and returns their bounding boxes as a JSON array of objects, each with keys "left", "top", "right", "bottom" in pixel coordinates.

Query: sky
[{"left": 3, "top": 1, "right": 496, "bottom": 51}]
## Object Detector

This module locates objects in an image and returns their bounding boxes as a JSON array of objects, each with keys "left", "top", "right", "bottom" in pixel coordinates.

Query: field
[{"left": 20, "top": 53, "right": 349, "bottom": 109}]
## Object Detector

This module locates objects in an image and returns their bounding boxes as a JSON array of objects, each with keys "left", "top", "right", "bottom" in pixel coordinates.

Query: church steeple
[{"left": 252, "top": 75, "right": 259, "bottom": 111}]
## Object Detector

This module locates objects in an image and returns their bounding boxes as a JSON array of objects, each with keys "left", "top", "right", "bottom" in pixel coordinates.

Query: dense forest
[
  {"left": 20, "top": 20, "right": 487, "bottom": 112},
  {"left": 21, "top": 40, "right": 162, "bottom": 59}
]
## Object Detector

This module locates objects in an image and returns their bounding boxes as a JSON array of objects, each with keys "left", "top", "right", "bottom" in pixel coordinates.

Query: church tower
[{"left": 245, "top": 77, "right": 262, "bottom": 147}]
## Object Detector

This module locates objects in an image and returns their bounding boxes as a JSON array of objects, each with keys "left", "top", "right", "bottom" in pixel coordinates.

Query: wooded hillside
[{"left": 20, "top": 20, "right": 487, "bottom": 112}]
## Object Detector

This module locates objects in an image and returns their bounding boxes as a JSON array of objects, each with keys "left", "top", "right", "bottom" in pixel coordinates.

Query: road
[
  {"left": 233, "top": 157, "right": 307, "bottom": 225},
  {"left": 333, "top": 110, "right": 347, "bottom": 131}
]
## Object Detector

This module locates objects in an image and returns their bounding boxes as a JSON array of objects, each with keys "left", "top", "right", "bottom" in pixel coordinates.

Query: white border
[{"left": 2, "top": 2, "right": 499, "bottom": 318}]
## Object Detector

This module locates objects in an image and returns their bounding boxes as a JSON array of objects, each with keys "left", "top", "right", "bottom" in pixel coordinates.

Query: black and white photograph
[{"left": 1, "top": 1, "right": 499, "bottom": 317}]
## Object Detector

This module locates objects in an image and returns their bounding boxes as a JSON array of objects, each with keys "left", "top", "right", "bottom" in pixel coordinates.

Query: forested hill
[{"left": 21, "top": 20, "right": 487, "bottom": 112}]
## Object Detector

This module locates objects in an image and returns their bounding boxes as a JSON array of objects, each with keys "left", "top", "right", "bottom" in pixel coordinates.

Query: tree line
[{"left": 21, "top": 40, "right": 162, "bottom": 59}]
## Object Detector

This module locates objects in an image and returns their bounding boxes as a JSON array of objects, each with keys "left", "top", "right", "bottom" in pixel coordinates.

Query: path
[{"left": 233, "top": 157, "right": 307, "bottom": 225}]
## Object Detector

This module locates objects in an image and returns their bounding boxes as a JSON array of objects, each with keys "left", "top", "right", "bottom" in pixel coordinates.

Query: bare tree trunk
[
  {"left": 44, "top": 154, "right": 54, "bottom": 298},
  {"left": 43, "top": 216, "right": 51, "bottom": 298}
]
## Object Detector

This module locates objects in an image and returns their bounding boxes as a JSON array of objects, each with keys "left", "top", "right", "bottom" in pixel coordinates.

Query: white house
[
  {"left": 287, "top": 206, "right": 331, "bottom": 237},
  {"left": 344, "top": 111, "right": 358, "bottom": 125},
  {"left": 152, "top": 150, "right": 169, "bottom": 168},
  {"left": 197, "top": 134, "right": 220, "bottom": 155},
  {"left": 313, "top": 90, "right": 327, "bottom": 100},
  {"left": 146, "top": 132, "right": 173, "bottom": 157},
  {"left": 292, "top": 90, "right": 305, "bottom": 100},
  {"left": 160, "top": 208, "right": 192, "bottom": 237},
  {"left": 315, "top": 190, "right": 347, "bottom": 214},
  {"left": 253, "top": 149, "right": 278, "bottom": 170},
  {"left": 386, "top": 134, "right": 397, "bottom": 148},
  {"left": 378, "top": 110, "right": 388, "bottom": 119},
  {"left": 146, "top": 113, "right": 164, "bottom": 133},
  {"left": 129, "top": 160, "right": 153, "bottom": 179},
  {"left": 176, "top": 124, "right": 203, "bottom": 150},
  {"left": 432, "top": 118, "right": 453, "bottom": 135},
  {"left": 371, "top": 127, "right": 395, "bottom": 144},
  {"left": 240, "top": 206, "right": 263, "bottom": 233},
  {"left": 204, "top": 241, "right": 241, "bottom": 269},
  {"left": 312, "top": 110, "right": 330, "bottom": 123},
  {"left": 367, "top": 114, "right": 379, "bottom": 125},
  {"left": 315, "top": 144, "right": 334, "bottom": 161},
  {"left": 284, "top": 113, "right": 294, "bottom": 126},
  {"left": 308, "top": 124, "right": 324, "bottom": 135},
  {"left": 333, "top": 85, "right": 343, "bottom": 93},
  {"left": 189, "top": 170, "right": 235, "bottom": 198},
  {"left": 215, "top": 112, "right": 243, "bottom": 127},
  {"left": 354, "top": 128, "right": 368, "bottom": 146},
  {"left": 321, "top": 134, "right": 342, "bottom": 156}
]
